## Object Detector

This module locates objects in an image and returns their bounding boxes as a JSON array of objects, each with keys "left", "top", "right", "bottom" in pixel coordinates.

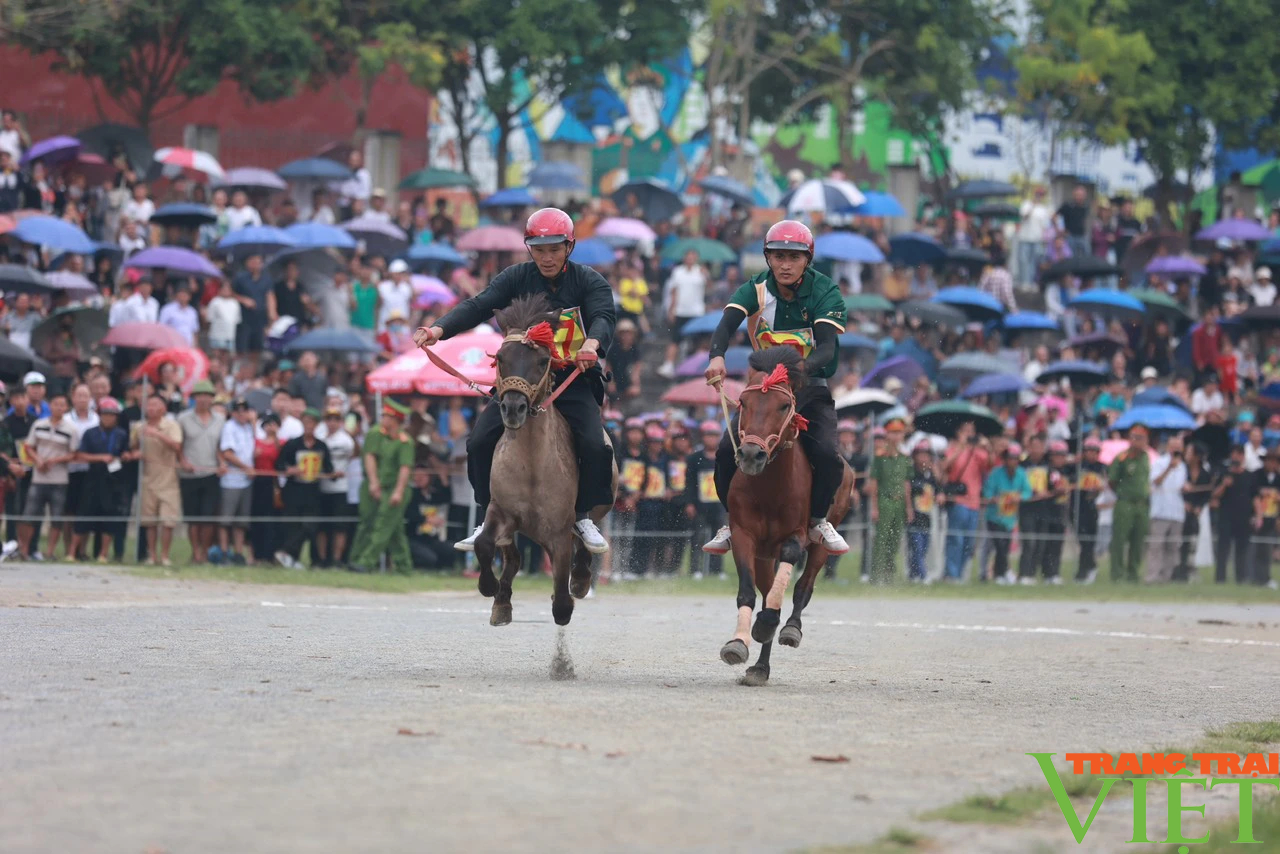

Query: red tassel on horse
[
  {"left": 759, "top": 363, "right": 789, "bottom": 392},
  {"left": 793, "top": 414, "right": 810, "bottom": 432},
  {"left": 522, "top": 322, "right": 557, "bottom": 349}
]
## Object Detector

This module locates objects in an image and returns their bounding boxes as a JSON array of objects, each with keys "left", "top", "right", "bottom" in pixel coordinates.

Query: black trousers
[
  {"left": 1174, "top": 510, "right": 1200, "bottom": 581},
  {"left": 1216, "top": 526, "right": 1252, "bottom": 584},
  {"left": 1075, "top": 503, "right": 1099, "bottom": 580},
  {"left": 714, "top": 385, "right": 843, "bottom": 518},
  {"left": 1042, "top": 516, "right": 1065, "bottom": 579},
  {"left": 1018, "top": 509, "right": 1051, "bottom": 578},
  {"left": 690, "top": 507, "right": 726, "bottom": 576},
  {"left": 1253, "top": 524, "right": 1275, "bottom": 586},
  {"left": 468, "top": 376, "right": 612, "bottom": 514},
  {"left": 278, "top": 486, "right": 323, "bottom": 560},
  {"left": 987, "top": 520, "right": 1012, "bottom": 578}
]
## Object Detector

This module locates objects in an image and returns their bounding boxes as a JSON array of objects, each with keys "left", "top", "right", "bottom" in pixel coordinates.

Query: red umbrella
[
  {"left": 132, "top": 347, "right": 210, "bottom": 394},
  {"left": 456, "top": 226, "right": 526, "bottom": 253},
  {"left": 65, "top": 153, "right": 119, "bottom": 186},
  {"left": 0, "top": 214, "right": 14, "bottom": 235},
  {"left": 101, "top": 322, "right": 189, "bottom": 350},
  {"left": 365, "top": 330, "right": 502, "bottom": 396},
  {"left": 661, "top": 378, "right": 744, "bottom": 407}
]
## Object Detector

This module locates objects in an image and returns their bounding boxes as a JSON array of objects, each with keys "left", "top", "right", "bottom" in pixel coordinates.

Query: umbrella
[
  {"left": 154, "top": 147, "right": 224, "bottom": 178},
  {"left": 1040, "top": 256, "right": 1123, "bottom": 282},
  {"left": 1128, "top": 288, "right": 1190, "bottom": 323},
  {"left": 0, "top": 214, "right": 13, "bottom": 235},
  {"left": 595, "top": 218, "right": 656, "bottom": 245},
  {"left": 101, "top": 322, "right": 189, "bottom": 350},
  {"left": 216, "top": 167, "right": 287, "bottom": 192},
  {"left": 1114, "top": 404, "right": 1196, "bottom": 431},
  {"left": 20, "top": 135, "right": 81, "bottom": 166},
  {"left": 408, "top": 242, "right": 467, "bottom": 266},
  {"left": 572, "top": 238, "right": 617, "bottom": 267},
  {"left": 1237, "top": 305, "right": 1280, "bottom": 328},
  {"left": 898, "top": 300, "right": 966, "bottom": 327},
  {"left": 30, "top": 306, "right": 109, "bottom": 355},
  {"left": 674, "top": 347, "right": 753, "bottom": 378},
  {"left": 44, "top": 271, "right": 98, "bottom": 295},
  {"left": 779, "top": 179, "right": 865, "bottom": 214},
  {"left": 1098, "top": 439, "right": 1158, "bottom": 466},
  {"left": 861, "top": 355, "right": 925, "bottom": 389},
  {"left": 1145, "top": 256, "right": 1205, "bottom": 276},
  {"left": 278, "top": 158, "right": 352, "bottom": 181},
  {"left": 1120, "top": 231, "right": 1188, "bottom": 275},
  {"left": 681, "top": 310, "right": 746, "bottom": 337},
  {"left": 913, "top": 401, "right": 1002, "bottom": 437},
  {"left": 833, "top": 388, "right": 899, "bottom": 418},
  {"left": 611, "top": 178, "right": 683, "bottom": 222},
  {"left": 943, "top": 247, "right": 991, "bottom": 268},
  {"left": 1068, "top": 290, "right": 1145, "bottom": 321},
  {"left": 661, "top": 377, "right": 745, "bottom": 407},
  {"left": 1132, "top": 387, "right": 1192, "bottom": 413},
  {"left": 527, "top": 162, "right": 586, "bottom": 191},
  {"left": 150, "top": 203, "right": 217, "bottom": 228},
  {"left": 660, "top": 237, "right": 737, "bottom": 264},
  {"left": 341, "top": 216, "right": 409, "bottom": 258},
  {"left": 844, "top": 294, "right": 895, "bottom": 314},
  {"left": 1065, "top": 332, "right": 1128, "bottom": 357},
  {"left": 412, "top": 276, "right": 458, "bottom": 310},
  {"left": 366, "top": 331, "right": 502, "bottom": 396},
  {"left": 61, "top": 153, "right": 117, "bottom": 186},
  {"left": 456, "top": 226, "right": 526, "bottom": 253},
  {"left": 285, "top": 222, "right": 357, "bottom": 250},
  {"left": 888, "top": 232, "right": 946, "bottom": 266},
  {"left": 266, "top": 247, "right": 342, "bottom": 294},
  {"left": 124, "top": 246, "right": 223, "bottom": 279},
  {"left": 961, "top": 373, "right": 1029, "bottom": 398},
  {"left": 848, "top": 191, "right": 905, "bottom": 217},
  {"left": 398, "top": 167, "right": 477, "bottom": 191},
  {"left": 0, "top": 338, "right": 51, "bottom": 382},
  {"left": 1002, "top": 311, "right": 1059, "bottom": 332},
  {"left": 10, "top": 215, "right": 95, "bottom": 253},
  {"left": 933, "top": 286, "right": 1005, "bottom": 321},
  {"left": 939, "top": 352, "right": 1016, "bottom": 382},
  {"left": 813, "top": 232, "right": 885, "bottom": 263},
  {"left": 838, "top": 332, "right": 878, "bottom": 351},
  {"left": 217, "top": 225, "right": 297, "bottom": 258},
  {"left": 697, "top": 176, "right": 754, "bottom": 207},
  {"left": 0, "top": 264, "right": 54, "bottom": 294},
  {"left": 132, "top": 347, "right": 210, "bottom": 395},
  {"left": 480, "top": 187, "right": 538, "bottom": 208},
  {"left": 1037, "top": 359, "right": 1109, "bottom": 387},
  {"left": 972, "top": 201, "right": 1019, "bottom": 220},
  {"left": 947, "top": 180, "right": 1017, "bottom": 200},
  {"left": 76, "top": 123, "right": 152, "bottom": 172},
  {"left": 1195, "top": 219, "right": 1272, "bottom": 242},
  {"left": 1190, "top": 422, "right": 1230, "bottom": 464},
  {"left": 285, "top": 328, "right": 381, "bottom": 354}
]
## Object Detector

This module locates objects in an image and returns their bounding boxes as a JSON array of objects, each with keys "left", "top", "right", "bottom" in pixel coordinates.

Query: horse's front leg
[
  {"left": 753, "top": 535, "right": 803, "bottom": 644},
  {"left": 490, "top": 544, "right": 522, "bottom": 627},
  {"left": 548, "top": 532, "right": 576, "bottom": 626},
  {"left": 780, "top": 543, "right": 823, "bottom": 648},
  {"left": 720, "top": 530, "right": 757, "bottom": 666}
]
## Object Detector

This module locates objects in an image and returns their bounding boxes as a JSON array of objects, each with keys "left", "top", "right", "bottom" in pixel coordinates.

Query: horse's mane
[
  {"left": 494, "top": 293, "right": 557, "bottom": 334},
  {"left": 748, "top": 346, "right": 806, "bottom": 389}
]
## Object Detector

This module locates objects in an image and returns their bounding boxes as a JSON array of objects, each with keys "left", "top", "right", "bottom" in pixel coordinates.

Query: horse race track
[{"left": 3, "top": 563, "right": 1279, "bottom": 854}]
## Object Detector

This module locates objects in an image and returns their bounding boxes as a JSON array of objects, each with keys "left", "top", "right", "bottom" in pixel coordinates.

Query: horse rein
[
  {"left": 493, "top": 328, "right": 593, "bottom": 414},
  {"left": 730, "top": 377, "right": 799, "bottom": 460}
]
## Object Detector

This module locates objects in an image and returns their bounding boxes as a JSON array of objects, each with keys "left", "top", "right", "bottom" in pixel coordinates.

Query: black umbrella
[
  {"left": 0, "top": 264, "right": 53, "bottom": 295},
  {"left": 1039, "top": 255, "right": 1122, "bottom": 283},
  {"left": 972, "top": 201, "right": 1019, "bottom": 219},
  {"left": 76, "top": 123, "right": 153, "bottom": 173},
  {"left": 610, "top": 178, "right": 683, "bottom": 222},
  {"left": 267, "top": 246, "right": 343, "bottom": 294},
  {"left": 898, "top": 300, "right": 966, "bottom": 327},
  {"left": 0, "top": 338, "right": 52, "bottom": 382},
  {"left": 31, "top": 306, "right": 109, "bottom": 357},
  {"left": 942, "top": 247, "right": 991, "bottom": 270},
  {"left": 1036, "top": 359, "right": 1110, "bottom": 387},
  {"left": 1119, "top": 231, "right": 1188, "bottom": 277},
  {"left": 913, "top": 401, "right": 1003, "bottom": 437},
  {"left": 948, "top": 180, "right": 1018, "bottom": 200},
  {"left": 244, "top": 387, "right": 272, "bottom": 414},
  {"left": 1237, "top": 305, "right": 1280, "bottom": 328},
  {"left": 150, "top": 203, "right": 217, "bottom": 229},
  {"left": 1190, "top": 423, "right": 1230, "bottom": 464}
]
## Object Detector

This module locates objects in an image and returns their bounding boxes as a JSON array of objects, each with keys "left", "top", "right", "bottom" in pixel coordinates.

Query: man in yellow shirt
[{"left": 616, "top": 261, "right": 651, "bottom": 330}]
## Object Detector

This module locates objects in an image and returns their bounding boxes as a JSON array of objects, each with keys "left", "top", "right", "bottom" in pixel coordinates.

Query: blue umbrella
[
  {"left": 1068, "top": 290, "right": 1145, "bottom": 320},
  {"left": 284, "top": 328, "right": 380, "bottom": 354},
  {"left": 611, "top": 178, "right": 682, "bottom": 221},
  {"left": 1196, "top": 219, "right": 1272, "bottom": 242},
  {"left": 697, "top": 175, "right": 755, "bottom": 207},
  {"left": 888, "top": 232, "right": 946, "bottom": 266},
  {"left": 10, "top": 216, "right": 95, "bottom": 253},
  {"left": 848, "top": 190, "right": 905, "bottom": 217},
  {"left": 861, "top": 355, "right": 925, "bottom": 389},
  {"left": 838, "top": 332, "right": 878, "bottom": 351},
  {"left": 407, "top": 241, "right": 467, "bottom": 265},
  {"left": 572, "top": 238, "right": 616, "bottom": 267},
  {"left": 1132, "top": 386, "right": 1192, "bottom": 414},
  {"left": 217, "top": 225, "right": 297, "bottom": 258},
  {"left": 1037, "top": 359, "right": 1109, "bottom": 386},
  {"left": 933, "top": 286, "right": 1005, "bottom": 320},
  {"left": 939, "top": 352, "right": 1015, "bottom": 381},
  {"left": 1114, "top": 404, "right": 1197, "bottom": 431},
  {"left": 267, "top": 246, "right": 342, "bottom": 293},
  {"left": 480, "top": 187, "right": 538, "bottom": 208},
  {"left": 527, "top": 162, "right": 586, "bottom": 191},
  {"left": 948, "top": 179, "right": 1018, "bottom": 200},
  {"left": 961, "top": 373, "right": 1030, "bottom": 398},
  {"left": 681, "top": 310, "right": 746, "bottom": 337},
  {"left": 675, "top": 346, "right": 753, "bottom": 378},
  {"left": 278, "top": 157, "right": 352, "bottom": 181},
  {"left": 285, "top": 222, "right": 357, "bottom": 250},
  {"left": 813, "top": 232, "right": 885, "bottom": 263},
  {"left": 1002, "top": 311, "right": 1059, "bottom": 331}
]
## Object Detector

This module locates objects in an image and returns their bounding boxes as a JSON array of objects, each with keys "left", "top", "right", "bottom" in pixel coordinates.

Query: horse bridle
[
  {"left": 737, "top": 378, "right": 799, "bottom": 459},
  {"left": 493, "top": 326, "right": 591, "bottom": 415}
]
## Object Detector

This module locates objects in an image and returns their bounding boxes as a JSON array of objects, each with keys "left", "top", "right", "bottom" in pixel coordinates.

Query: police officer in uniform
[{"left": 349, "top": 400, "right": 414, "bottom": 573}]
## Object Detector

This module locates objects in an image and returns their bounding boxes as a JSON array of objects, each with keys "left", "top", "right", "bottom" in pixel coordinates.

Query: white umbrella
[
  {"left": 779, "top": 179, "right": 866, "bottom": 214},
  {"left": 153, "top": 147, "right": 225, "bottom": 178}
]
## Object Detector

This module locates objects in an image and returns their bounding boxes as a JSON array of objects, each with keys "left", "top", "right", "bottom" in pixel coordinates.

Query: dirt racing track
[{"left": 2, "top": 564, "right": 1279, "bottom": 853}]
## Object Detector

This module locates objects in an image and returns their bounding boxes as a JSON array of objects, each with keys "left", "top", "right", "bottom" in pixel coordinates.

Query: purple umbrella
[
  {"left": 45, "top": 271, "right": 98, "bottom": 294},
  {"left": 1145, "top": 255, "right": 1206, "bottom": 276},
  {"left": 216, "top": 167, "right": 287, "bottom": 191},
  {"left": 674, "top": 347, "right": 752, "bottom": 378},
  {"left": 1196, "top": 219, "right": 1272, "bottom": 242},
  {"left": 341, "top": 215, "right": 409, "bottom": 258},
  {"left": 123, "top": 246, "right": 224, "bottom": 279},
  {"left": 860, "top": 355, "right": 925, "bottom": 390},
  {"left": 21, "top": 136, "right": 81, "bottom": 166}
]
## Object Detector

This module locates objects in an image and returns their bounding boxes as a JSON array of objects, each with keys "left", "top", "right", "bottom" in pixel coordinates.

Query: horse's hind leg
[
  {"left": 490, "top": 544, "right": 522, "bottom": 626},
  {"left": 754, "top": 536, "right": 803, "bottom": 644},
  {"left": 742, "top": 641, "right": 772, "bottom": 687},
  {"left": 780, "top": 544, "right": 823, "bottom": 648},
  {"left": 475, "top": 524, "right": 500, "bottom": 600},
  {"left": 569, "top": 539, "right": 592, "bottom": 599},
  {"left": 721, "top": 533, "right": 756, "bottom": 665},
  {"left": 548, "top": 533, "right": 576, "bottom": 626}
]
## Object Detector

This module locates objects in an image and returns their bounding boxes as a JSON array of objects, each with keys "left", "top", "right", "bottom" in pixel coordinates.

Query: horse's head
[
  {"left": 493, "top": 294, "right": 559, "bottom": 430},
  {"left": 735, "top": 347, "right": 806, "bottom": 475}
]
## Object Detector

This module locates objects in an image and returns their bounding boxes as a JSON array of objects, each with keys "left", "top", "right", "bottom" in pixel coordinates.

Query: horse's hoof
[
  {"left": 740, "top": 666, "right": 770, "bottom": 687},
  {"left": 778, "top": 625, "right": 803, "bottom": 648},
  {"left": 552, "top": 600, "right": 574, "bottom": 626},
  {"left": 477, "top": 572, "right": 498, "bottom": 598},
  {"left": 569, "top": 574, "right": 592, "bottom": 599},
  {"left": 720, "top": 639, "right": 749, "bottom": 665},
  {"left": 751, "top": 608, "right": 780, "bottom": 644},
  {"left": 490, "top": 603, "right": 512, "bottom": 626}
]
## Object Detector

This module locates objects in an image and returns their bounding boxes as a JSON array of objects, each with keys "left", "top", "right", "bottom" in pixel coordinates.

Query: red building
[{"left": 0, "top": 47, "right": 431, "bottom": 190}]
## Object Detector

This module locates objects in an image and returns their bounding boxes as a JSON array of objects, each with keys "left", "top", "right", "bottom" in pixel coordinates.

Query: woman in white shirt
[{"left": 658, "top": 250, "right": 708, "bottom": 378}]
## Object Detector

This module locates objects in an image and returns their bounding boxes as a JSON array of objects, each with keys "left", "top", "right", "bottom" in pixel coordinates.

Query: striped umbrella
[{"left": 153, "top": 147, "right": 225, "bottom": 178}]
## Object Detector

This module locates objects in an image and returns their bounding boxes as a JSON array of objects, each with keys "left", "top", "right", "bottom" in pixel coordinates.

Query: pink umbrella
[
  {"left": 65, "top": 153, "right": 119, "bottom": 186},
  {"left": 365, "top": 330, "right": 502, "bottom": 396},
  {"left": 596, "top": 217, "right": 656, "bottom": 242},
  {"left": 661, "top": 378, "right": 744, "bottom": 407},
  {"left": 133, "top": 347, "right": 210, "bottom": 394},
  {"left": 366, "top": 350, "right": 426, "bottom": 394},
  {"left": 101, "top": 322, "right": 189, "bottom": 350},
  {"left": 456, "top": 226, "right": 526, "bottom": 253},
  {"left": 154, "top": 146, "right": 225, "bottom": 178},
  {"left": 413, "top": 278, "right": 458, "bottom": 310},
  {"left": 1098, "top": 439, "right": 1158, "bottom": 466},
  {"left": 1037, "top": 394, "right": 1071, "bottom": 419}
]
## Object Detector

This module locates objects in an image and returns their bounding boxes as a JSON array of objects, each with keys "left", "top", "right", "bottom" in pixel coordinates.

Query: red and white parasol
[{"left": 154, "top": 147, "right": 225, "bottom": 178}]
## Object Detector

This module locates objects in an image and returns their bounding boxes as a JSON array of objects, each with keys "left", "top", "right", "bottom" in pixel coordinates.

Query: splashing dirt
[{"left": 550, "top": 626, "right": 576, "bottom": 681}]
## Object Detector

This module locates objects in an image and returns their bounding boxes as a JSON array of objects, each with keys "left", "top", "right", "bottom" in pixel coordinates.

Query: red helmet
[
  {"left": 764, "top": 220, "right": 814, "bottom": 256},
  {"left": 524, "top": 207, "right": 575, "bottom": 246}
]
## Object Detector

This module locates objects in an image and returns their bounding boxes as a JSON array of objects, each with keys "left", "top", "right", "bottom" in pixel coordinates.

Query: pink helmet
[
  {"left": 699, "top": 420, "right": 721, "bottom": 434},
  {"left": 837, "top": 419, "right": 858, "bottom": 432},
  {"left": 524, "top": 208, "right": 575, "bottom": 246},
  {"left": 1048, "top": 440, "right": 1069, "bottom": 454}
]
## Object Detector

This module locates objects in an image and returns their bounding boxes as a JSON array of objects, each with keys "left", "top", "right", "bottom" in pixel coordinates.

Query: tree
[
  {"left": 0, "top": 0, "right": 121, "bottom": 53},
  {"left": 9, "top": 0, "right": 321, "bottom": 130}
]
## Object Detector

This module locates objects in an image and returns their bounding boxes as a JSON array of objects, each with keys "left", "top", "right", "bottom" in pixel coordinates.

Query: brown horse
[
  {"left": 473, "top": 294, "right": 618, "bottom": 627},
  {"left": 719, "top": 347, "right": 856, "bottom": 686}
]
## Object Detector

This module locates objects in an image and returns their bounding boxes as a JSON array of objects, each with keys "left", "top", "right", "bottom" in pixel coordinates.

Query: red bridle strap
[{"left": 738, "top": 371, "right": 799, "bottom": 457}]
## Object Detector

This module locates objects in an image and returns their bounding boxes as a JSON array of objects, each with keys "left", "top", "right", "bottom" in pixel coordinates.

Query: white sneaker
[
  {"left": 573, "top": 518, "right": 609, "bottom": 554},
  {"left": 809, "top": 519, "right": 849, "bottom": 554},
  {"left": 656, "top": 362, "right": 676, "bottom": 379},
  {"left": 702, "top": 525, "right": 732, "bottom": 555},
  {"left": 1019, "top": 576, "right": 1038, "bottom": 586},
  {"left": 859, "top": 573, "right": 871, "bottom": 584},
  {"left": 691, "top": 571, "right": 704, "bottom": 580},
  {"left": 0, "top": 540, "right": 17, "bottom": 563},
  {"left": 1267, "top": 580, "right": 1279, "bottom": 591},
  {"left": 1080, "top": 570, "right": 1098, "bottom": 585},
  {"left": 454, "top": 524, "right": 485, "bottom": 552},
  {"left": 274, "top": 551, "right": 296, "bottom": 569},
  {"left": 1048, "top": 576, "right": 1063, "bottom": 586}
]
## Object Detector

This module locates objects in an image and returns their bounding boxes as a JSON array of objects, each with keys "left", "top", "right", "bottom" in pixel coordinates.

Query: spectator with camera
[{"left": 941, "top": 420, "right": 990, "bottom": 581}]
